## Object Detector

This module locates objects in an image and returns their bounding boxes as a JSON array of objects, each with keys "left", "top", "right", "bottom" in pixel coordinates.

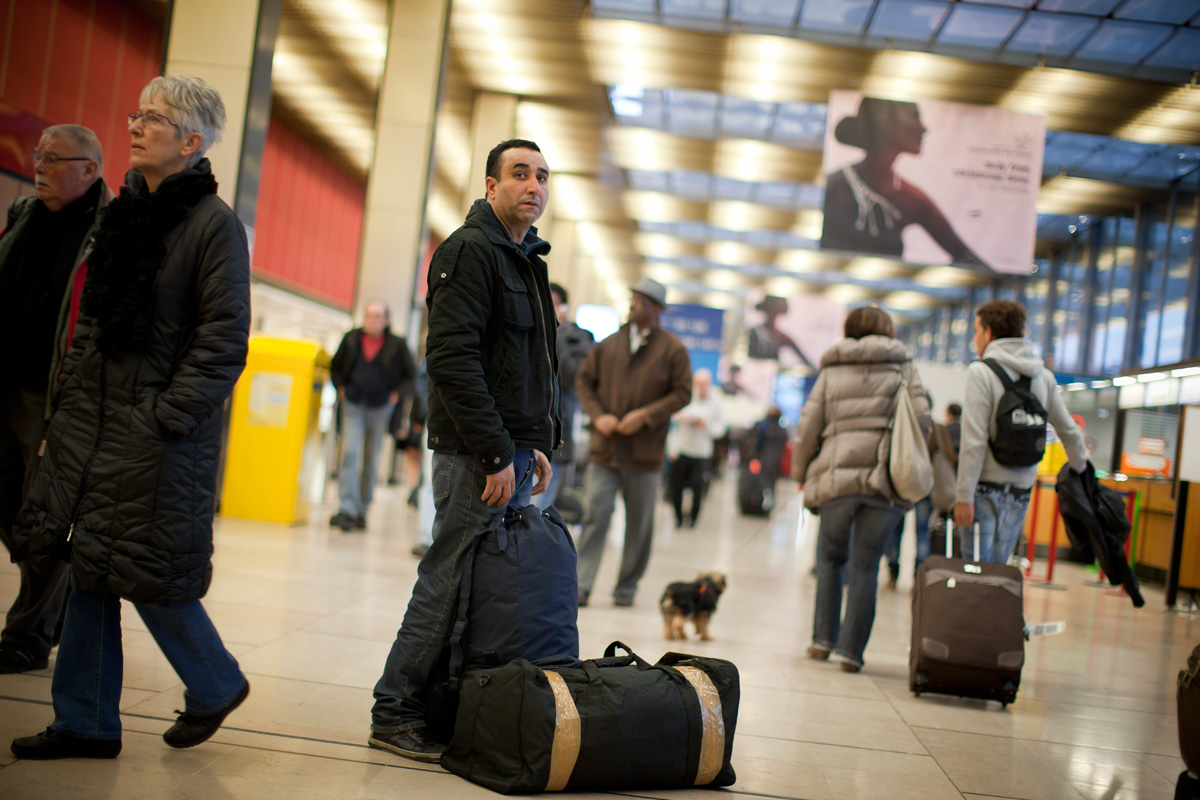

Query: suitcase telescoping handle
[{"left": 948, "top": 520, "right": 982, "bottom": 561}]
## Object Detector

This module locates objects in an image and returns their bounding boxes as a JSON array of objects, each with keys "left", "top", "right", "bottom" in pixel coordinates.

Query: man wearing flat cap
[{"left": 575, "top": 277, "right": 691, "bottom": 607}]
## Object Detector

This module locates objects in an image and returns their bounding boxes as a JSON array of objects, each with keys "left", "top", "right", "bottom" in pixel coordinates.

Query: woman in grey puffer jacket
[{"left": 790, "top": 307, "right": 930, "bottom": 672}]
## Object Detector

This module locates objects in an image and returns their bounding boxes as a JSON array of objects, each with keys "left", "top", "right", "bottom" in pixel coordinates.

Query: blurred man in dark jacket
[
  {"left": 369, "top": 139, "right": 559, "bottom": 764},
  {"left": 0, "top": 124, "right": 106, "bottom": 673},
  {"left": 329, "top": 302, "right": 414, "bottom": 531},
  {"left": 533, "top": 282, "right": 593, "bottom": 510}
]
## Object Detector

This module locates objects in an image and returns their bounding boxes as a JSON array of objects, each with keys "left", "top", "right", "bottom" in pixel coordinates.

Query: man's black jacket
[
  {"left": 1056, "top": 461, "right": 1145, "bottom": 608},
  {"left": 424, "top": 199, "right": 561, "bottom": 474},
  {"left": 330, "top": 327, "right": 415, "bottom": 405}
]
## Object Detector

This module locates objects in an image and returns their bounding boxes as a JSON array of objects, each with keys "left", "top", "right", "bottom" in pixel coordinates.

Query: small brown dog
[{"left": 660, "top": 572, "right": 727, "bottom": 641}]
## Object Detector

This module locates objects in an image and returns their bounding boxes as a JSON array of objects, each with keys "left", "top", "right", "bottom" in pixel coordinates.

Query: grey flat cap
[{"left": 631, "top": 276, "right": 667, "bottom": 307}]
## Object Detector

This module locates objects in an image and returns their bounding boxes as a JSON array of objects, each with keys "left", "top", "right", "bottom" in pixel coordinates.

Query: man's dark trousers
[{"left": 0, "top": 388, "right": 70, "bottom": 662}]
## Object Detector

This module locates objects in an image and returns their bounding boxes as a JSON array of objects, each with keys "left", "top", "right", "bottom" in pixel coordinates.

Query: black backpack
[{"left": 981, "top": 358, "right": 1048, "bottom": 468}]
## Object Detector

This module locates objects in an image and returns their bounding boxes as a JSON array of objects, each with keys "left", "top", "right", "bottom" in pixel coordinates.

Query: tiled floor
[{"left": 0, "top": 476, "right": 1194, "bottom": 799}]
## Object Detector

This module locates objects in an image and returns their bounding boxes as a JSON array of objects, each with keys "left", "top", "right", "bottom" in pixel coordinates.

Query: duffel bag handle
[{"left": 603, "top": 640, "right": 652, "bottom": 670}]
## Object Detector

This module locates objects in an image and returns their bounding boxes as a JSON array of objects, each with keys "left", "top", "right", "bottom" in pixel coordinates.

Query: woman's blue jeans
[
  {"left": 812, "top": 499, "right": 903, "bottom": 666},
  {"left": 50, "top": 586, "right": 245, "bottom": 741}
]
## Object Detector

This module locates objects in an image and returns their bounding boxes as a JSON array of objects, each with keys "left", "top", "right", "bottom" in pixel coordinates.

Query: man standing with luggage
[
  {"left": 368, "top": 139, "right": 558, "bottom": 763},
  {"left": 0, "top": 125, "right": 106, "bottom": 673},
  {"left": 329, "top": 301, "right": 415, "bottom": 531},
  {"left": 955, "top": 300, "right": 1087, "bottom": 563},
  {"left": 575, "top": 277, "right": 691, "bottom": 607}
]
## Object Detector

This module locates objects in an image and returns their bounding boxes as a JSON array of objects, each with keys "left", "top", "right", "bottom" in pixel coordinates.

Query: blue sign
[{"left": 660, "top": 304, "right": 724, "bottom": 382}]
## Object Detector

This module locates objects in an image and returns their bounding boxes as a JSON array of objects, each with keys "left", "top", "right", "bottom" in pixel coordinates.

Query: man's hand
[
  {"left": 593, "top": 414, "right": 619, "bottom": 436},
  {"left": 616, "top": 408, "right": 649, "bottom": 436},
  {"left": 337, "top": 388, "right": 345, "bottom": 401},
  {"left": 388, "top": 391, "right": 399, "bottom": 406},
  {"left": 531, "top": 450, "right": 553, "bottom": 496},
  {"left": 482, "top": 463, "right": 515, "bottom": 507},
  {"left": 954, "top": 502, "right": 974, "bottom": 530}
]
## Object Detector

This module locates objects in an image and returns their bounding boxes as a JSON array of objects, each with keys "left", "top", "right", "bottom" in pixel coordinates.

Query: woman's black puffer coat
[{"left": 12, "top": 159, "right": 250, "bottom": 605}]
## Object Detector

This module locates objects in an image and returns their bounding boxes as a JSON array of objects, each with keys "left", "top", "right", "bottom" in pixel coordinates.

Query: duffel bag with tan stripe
[{"left": 441, "top": 641, "right": 739, "bottom": 793}]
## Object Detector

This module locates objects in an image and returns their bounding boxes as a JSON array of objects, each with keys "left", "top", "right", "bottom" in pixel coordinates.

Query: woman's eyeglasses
[
  {"left": 127, "top": 111, "right": 179, "bottom": 129},
  {"left": 30, "top": 153, "right": 93, "bottom": 168}
]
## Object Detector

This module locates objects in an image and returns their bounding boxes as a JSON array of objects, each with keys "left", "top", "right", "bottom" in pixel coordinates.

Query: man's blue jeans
[
  {"left": 531, "top": 463, "right": 564, "bottom": 511},
  {"left": 959, "top": 484, "right": 1031, "bottom": 564},
  {"left": 371, "top": 450, "right": 535, "bottom": 732},
  {"left": 812, "top": 499, "right": 903, "bottom": 666},
  {"left": 338, "top": 401, "right": 394, "bottom": 517},
  {"left": 50, "top": 586, "right": 245, "bottom": 741}
]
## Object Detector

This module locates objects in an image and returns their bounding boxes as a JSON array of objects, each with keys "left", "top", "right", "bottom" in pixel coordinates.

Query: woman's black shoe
[
  {"left": 11, "top": 727, "right": 121, "bottom": 760},
  {"left": 163, "top": 680, "right": 250, "bottom": 749}
]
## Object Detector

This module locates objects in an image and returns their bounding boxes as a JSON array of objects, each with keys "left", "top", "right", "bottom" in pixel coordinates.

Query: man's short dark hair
[
  {"left": 976, "top": 300, "right": 1026, "bottom": 340},
  {"left": 844, "top": 306, "right": 895, "bottom": 340},
  {"left": 947, "top": 403, "right": 962, "bottom": 419},
  {"left": 549, "top": 282, "right": 567, "bottom": 305},
  {"left": 485, "top": 139, "right": 542, "bottom": 181}
]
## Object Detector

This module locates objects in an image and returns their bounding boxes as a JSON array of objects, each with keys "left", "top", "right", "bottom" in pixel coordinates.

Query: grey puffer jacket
[{"left": 790, "top": 336, "right": 931, "bottom": 511}]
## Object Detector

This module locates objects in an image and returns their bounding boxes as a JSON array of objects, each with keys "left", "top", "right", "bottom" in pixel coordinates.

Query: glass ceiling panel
[
  {"left": 937, "top": 5, "right": 1023, "bottom": 47},
  {"left": 1112, "top": 0, "right": 1200, "bottom": 25},
  {"left": 721, "top": 96, "right": 777, "bottom": 139},
  {"left": 1144, "top": 29, "right": 1200, "bottom": 70},
  {"left": 1006, "top": 12, "right": 1100, "bottom": 56},
  {"left": 799, "top": 0, "right": 875, "bottom": 34},
  {"left": 1073, "top": 19, "right": 1175, "bottom": 64},
  {"left": 661, "top": 0, "right": 727, "bottom": 19},
  {"left": 730, "top": 0, "right": 802, "bottom": 25},
  {"left": 590, "top": 0, "right": 657, "bottom": 11},
  {"left": 959, "top": 0, "right": 1031, "bottom": 7},
  {"left": 1035, "top": 0, "right": 1121, "bottom": 12},
  {"left": 868, "top": 0, "right": 950, "bottom": 42}
]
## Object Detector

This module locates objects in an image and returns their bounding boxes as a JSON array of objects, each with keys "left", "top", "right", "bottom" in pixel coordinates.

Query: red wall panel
[
  {"left": 252, "top": 116, "right": 364, "bottom": 310},
  {"left": 0, "top": 0, "right": 162, "bottom": 194}
]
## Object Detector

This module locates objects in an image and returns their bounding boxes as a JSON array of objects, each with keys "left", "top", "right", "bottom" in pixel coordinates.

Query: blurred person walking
[
  {"left": 667, "top": 369, "right": 723, "bottom": 528},
  {"left": 575, "top": 277, "right": 691, "bottom": 607},
  {"left": 329, "top": 302, "right": 415, "bottom": 532},
  {"left": 791, "top": 307, "right": 930, "bottom": 673},
  {"left": 10, "top": 75, "right": 251, "bottom": 759}
]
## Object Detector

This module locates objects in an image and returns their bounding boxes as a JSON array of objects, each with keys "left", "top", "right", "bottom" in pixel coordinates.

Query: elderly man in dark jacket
[
  {"left": 575, "top": 277, "right": 692, "bottom": 608},
  {"left": 369, "top": 139, "right": 559, "bottom": 764},
  {"left": 329, "top": 302, "right": 414, "bottom": 531},
  {"left": 0, "top": 124, "right": 106, "bottom": 674}
]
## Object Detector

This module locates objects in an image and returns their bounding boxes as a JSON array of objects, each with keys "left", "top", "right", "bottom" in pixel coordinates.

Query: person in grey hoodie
[
  {"left": 792, "top": 307, "right": 931, "bottom": 672},
  {"left": 955, "top": 300, "right": 1087, "bottom": 564}
]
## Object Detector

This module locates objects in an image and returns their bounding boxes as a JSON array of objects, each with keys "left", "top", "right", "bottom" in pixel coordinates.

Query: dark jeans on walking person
[
  {"left": 0, "top": 388, "right": 70, "bottom": 671},
  {"left": 371, "top": 450, "right": 535, "bottom": 734},
  {"left": 884, "top": 496, "right": 933, "bottom": 585},
  {"left": 812, "top": 499, "right": 904, "bottom": 668},
  {"left": 50, "top": 586, "right": 246, "bottom": 741},
  {"left": 575, "top": 463, "right": 661, "bottom": 605},
  {"left": 668, "top": 454, "right": 708, "bottom": 527}
]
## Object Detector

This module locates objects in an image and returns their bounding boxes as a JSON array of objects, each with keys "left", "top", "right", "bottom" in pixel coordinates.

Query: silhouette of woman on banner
[
  {"left": 821, "top": 97, "right": 989, "bottom": 269},
  {"left": 746, "top": 296, "right": 815, "bottom": 370}
]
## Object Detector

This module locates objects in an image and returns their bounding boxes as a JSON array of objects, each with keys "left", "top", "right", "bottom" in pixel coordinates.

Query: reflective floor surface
[{"left": 0, "top": 475, "right": 1194, "bottom": 799}]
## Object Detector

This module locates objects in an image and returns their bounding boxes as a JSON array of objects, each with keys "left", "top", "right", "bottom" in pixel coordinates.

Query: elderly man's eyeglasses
[
  {"left": 127, "top": 110, "right": 179, "bottom": 129},
  {"left": 30, "top": 153, "right": 93, "bottom": 168}
]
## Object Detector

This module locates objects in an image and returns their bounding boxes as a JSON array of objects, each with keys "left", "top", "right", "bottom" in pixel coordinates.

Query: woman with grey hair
[{"left": 11, "top": 74, "right": 252, "bottom": 759}]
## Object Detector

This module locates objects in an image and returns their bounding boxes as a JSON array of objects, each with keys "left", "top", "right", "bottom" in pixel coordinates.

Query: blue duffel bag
[{"left": 428, "top": 504, "right": 580, "bottom": 739}]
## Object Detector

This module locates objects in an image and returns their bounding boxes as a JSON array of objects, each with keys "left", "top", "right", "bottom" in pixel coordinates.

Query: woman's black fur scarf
[{"left": 82, "top": 167, "right": 218, "bottom": 356}]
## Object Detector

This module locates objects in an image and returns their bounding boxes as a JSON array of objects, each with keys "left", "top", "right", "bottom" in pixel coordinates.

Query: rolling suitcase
[{"left": 910, "top": 524, "right": 1025, "bottom": 707}]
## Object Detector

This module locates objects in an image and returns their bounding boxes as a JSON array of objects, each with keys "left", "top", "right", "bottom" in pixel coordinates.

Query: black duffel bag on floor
[{"left": 442, "top": 641, "right": 739, "bottom": 794}]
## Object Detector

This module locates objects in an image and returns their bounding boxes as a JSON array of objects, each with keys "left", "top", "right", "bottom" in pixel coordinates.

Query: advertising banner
[
  {"left": 821, "top": 91, "right": 1045, "bottom": 274},
  {"left": 742, "top": 290, "right": 845, "bottom": 372},
  {"left": 660, "top": 304, "right": 724, "bottom": 380}
]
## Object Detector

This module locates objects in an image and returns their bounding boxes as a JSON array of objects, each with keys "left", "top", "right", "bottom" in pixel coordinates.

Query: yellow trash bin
[{"left": 222, "top": 335, "right": 330, "bottom": 524}]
